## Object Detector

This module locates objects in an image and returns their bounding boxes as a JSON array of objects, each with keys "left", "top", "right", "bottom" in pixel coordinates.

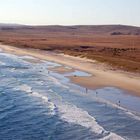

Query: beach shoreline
[{"left": 0, "top": 43, "right": 140, "bottom": 96}]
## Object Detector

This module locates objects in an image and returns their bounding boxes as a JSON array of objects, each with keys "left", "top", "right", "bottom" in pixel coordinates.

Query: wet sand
[
  {"left": 22, "top": 58, "right": 42, "bottom": 64},
  {"left": 49, "top": 66, "right": 74, "bottom": 74},
  {"left": 0, "top": 43, "right": 140, "bottom": 96}
]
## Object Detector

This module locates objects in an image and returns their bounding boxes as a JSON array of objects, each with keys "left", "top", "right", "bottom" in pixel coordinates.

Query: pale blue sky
[{"left": 0, "top": 0, "right": 140, "bottom": 26}]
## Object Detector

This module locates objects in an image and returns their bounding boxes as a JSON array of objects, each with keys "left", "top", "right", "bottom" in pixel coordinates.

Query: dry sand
[{"left": 0, "top": 43, "right": 140, "bottom": 96}]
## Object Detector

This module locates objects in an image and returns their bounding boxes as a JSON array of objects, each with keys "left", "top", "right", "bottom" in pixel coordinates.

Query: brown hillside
[{"left": 0, "top": 24, "right": 140, "bottom": 72}]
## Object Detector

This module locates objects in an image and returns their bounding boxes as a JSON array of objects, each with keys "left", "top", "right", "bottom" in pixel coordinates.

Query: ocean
[{"left": 0, "top": 49, "right": 140, "bottom": 140}]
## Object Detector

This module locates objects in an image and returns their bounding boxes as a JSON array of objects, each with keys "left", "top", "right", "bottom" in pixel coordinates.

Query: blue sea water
[{"left": 0, "top": 50, "right": 140, "bottom": 140}]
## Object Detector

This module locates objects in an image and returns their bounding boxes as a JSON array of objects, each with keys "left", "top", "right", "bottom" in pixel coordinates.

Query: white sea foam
[
  {"left": 43, "top": 61, "right": 61, "bottom": 67},
  {"left": 34, "top": 86, "right": 126, "bottom": 139},
  {"left": 15, "top": 84, "right": 56, "bottom": 114},
  {"left": 68, "top": 87, "right": 140, "bottom": 121},
  {"left": 93, "top": 95, "right": 140, "bottom": 121},
  {"left": 14, "top": 84, "right": 32, "bottom": 93},
  {"left": 99, "top": 133, "right": 125, "bottom": 140},
  {"left": 58, "top": 103, "right": 104, "bottom": 134},
  {"left": 0, "top": 61, "right": 6, "bottom": 65},
  {"left": 20, "top": 55, "right": 36, "bottom": 60},
  {"left": 57, "top": 102, "right": 125, "bottom": 140},
  {"left": 0, "top": 53, "right": 19, "bottom": 59},
  {"left": 13, "top": 84, "right": 125, "bottom": 139},
  {"left": 48, "top": 76, "right": 69, "bottom": 89},
  {"left": 14, "top": 84, "right": 56, "bottom": 115},
  {"left": 31, "top": 92, "right": 56, "bottom": 115}
]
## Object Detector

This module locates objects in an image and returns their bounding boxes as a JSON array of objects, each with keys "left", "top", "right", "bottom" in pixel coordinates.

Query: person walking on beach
[
  {"left": 96, "top": 91, "right": 98, "bottom": 97},
  {"left": 48, "top": 71, "right": 50, "bottom": 74},
  {"left": 86, "top": 88, "right": 88, "bottom": 94},
  {"left": 118, "top": 100, "right": 121, "bottom": 106}
]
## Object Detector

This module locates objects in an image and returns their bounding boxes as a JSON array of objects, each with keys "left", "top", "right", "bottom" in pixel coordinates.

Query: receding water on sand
[
  {"left": 0, "top": 51, "right": 140, "bottom": 140},
  {"left": 63, "top": 70, "right": 91, "bottom": 77}
]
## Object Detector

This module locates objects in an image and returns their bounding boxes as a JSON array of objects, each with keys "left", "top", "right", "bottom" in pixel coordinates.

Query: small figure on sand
[
  {"left": 86, "top": 88, "right": 88, "bottom": 93},
  {"left": 96, "top": 91, "right": 98, "bottom": 97},
  {"left": 118, "top": 100, "right": 121, "bottom": 106},
  {"left": 48, "top": 71, "right": 50, "bottom": 74}
]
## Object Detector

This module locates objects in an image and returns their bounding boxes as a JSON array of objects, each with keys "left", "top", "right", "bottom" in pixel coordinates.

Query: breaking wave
[{"left": 13, "top": 84, "right": 125, "bottom": 140}]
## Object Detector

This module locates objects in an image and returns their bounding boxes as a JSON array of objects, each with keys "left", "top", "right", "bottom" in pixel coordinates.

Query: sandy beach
[{"left": 0, "top": 43, "right": 140, "bottom": 96}]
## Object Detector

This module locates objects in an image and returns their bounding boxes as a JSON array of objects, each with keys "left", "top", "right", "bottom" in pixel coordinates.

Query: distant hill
[
  {"left": 32, "top": 25, "right": 140, "bottom": 35},
  {"left": 0, "top": 23, "right": 27, "bottom": 30},
  {"left": 0, "top": 24, "right": 140, "bottom": 35}
]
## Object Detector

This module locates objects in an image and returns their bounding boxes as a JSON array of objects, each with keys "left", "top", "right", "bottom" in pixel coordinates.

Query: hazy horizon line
[{"left": 0, "top": 23, "right": 140, "bottom": 27}]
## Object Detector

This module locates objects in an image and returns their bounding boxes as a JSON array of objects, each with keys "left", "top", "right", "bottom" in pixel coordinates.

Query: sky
[{"left": 0, "top": 0, "right": 140, "bottom": 26}]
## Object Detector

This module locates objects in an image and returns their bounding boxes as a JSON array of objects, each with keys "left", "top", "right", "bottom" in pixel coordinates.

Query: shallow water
[
  {"left": 0, "top": 51, "right": 140, "bottom": 140},
  {"left": 64, "top": 70, "right": 91, "bottom": 77}
]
